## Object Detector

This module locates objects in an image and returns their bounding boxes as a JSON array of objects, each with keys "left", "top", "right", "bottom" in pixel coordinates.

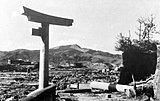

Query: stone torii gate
[{"left": 22, "top": 6, "right": 73, "bottom": 89}]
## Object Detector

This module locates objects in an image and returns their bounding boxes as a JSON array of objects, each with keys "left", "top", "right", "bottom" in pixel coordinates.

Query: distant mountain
[{"left": 0, "top": 44, "right": 121, "bottom": 65}]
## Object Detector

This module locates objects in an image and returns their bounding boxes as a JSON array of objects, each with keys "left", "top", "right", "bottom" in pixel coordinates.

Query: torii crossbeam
[{"left": 22, "top": 6, "right": 73, "bottom": 89}]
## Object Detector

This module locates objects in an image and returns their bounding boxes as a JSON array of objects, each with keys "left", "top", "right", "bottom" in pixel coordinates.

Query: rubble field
[{"left": 0, "top": 66, "right": 155, "bottom": 101}]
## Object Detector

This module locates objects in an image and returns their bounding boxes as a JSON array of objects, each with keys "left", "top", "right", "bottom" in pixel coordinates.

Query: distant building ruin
[{"left": 8, "top": 59, "right": 33, "bottom": 65}]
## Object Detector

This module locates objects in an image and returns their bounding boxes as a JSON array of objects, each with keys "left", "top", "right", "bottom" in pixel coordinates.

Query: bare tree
[{"left": 136, "top": 15, "right": 159, "bottom": 42}]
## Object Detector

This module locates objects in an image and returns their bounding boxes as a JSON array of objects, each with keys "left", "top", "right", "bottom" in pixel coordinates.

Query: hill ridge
[{"left": 0, "top": 44, "right": 121, "bottom": 65}]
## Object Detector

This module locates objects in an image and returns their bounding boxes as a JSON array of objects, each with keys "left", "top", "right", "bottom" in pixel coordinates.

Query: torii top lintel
[{"left": 22, "top": 6, "right": 73, "bottom": 26}]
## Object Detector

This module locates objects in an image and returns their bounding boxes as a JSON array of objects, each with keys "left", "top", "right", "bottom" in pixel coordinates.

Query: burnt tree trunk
[{"left": 118, "top": 45, "right": 157, "bottom": 85}]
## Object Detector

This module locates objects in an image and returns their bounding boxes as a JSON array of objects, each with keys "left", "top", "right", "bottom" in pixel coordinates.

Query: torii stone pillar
[
  {"left": 22, "top": 6, "right": 73, "bottom": 89},
  {"left": 39, "top": 23, "right": 49, "bottom": 89}
]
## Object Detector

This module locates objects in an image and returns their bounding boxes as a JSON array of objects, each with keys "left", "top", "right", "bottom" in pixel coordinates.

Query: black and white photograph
[{"left": 0, "top": 0, "right": 160, "bottom": 100}]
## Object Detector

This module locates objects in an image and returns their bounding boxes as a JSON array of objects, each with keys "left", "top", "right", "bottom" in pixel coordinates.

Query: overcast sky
[{"left": 0, "top": 0, "right": 160, "bottom": 54}]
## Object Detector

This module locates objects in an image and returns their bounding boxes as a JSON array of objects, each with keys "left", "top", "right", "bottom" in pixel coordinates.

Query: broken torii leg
[{"left": 90, "top": 81, "right": 136, "bottom": 96}]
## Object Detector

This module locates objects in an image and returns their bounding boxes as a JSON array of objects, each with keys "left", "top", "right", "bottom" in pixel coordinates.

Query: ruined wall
[{"left": 118, "top": 51, "right": 157, "bottom": 84}]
